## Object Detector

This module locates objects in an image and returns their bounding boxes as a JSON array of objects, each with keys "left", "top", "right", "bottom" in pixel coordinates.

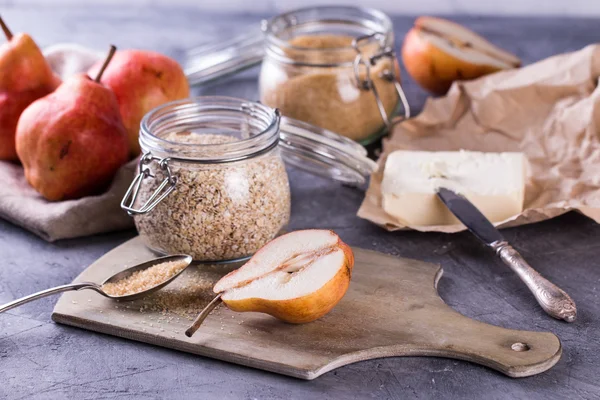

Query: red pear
[
  {"left": 0, "top": 17, "right": 61, "bottom": 161},
  {"left": 88, "top": 49, "right": 190, "bottom": 156},
  {"left": 16, "top": 46, "right": 129, "bottom": 201}
]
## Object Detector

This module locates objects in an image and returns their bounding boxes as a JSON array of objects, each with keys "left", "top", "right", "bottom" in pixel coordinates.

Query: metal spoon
[{"left": 0, "top": 254, "right": 193, "bottom": 313}]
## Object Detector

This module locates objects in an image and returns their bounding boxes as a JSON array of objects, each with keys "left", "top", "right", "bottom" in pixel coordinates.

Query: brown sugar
[
  {"left": 260, "top": 34, "right": 400, "bottom": 142},
  {"left": 102, "top": 259, "right": 189, "bottom": 297},
  {"left": 135, "top": 263, "right": 237, "bottom": 320}
]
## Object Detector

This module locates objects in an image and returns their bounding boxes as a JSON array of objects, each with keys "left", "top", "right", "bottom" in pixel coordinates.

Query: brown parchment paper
[{"left": 358, "top": 44, "right": 600, "bottom": 232}]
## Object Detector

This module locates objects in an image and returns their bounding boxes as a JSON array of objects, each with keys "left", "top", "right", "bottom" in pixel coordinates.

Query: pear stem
[
  {"left": 0, "top": 17, "right": 13, "bottom": 40},
  {"left": 94, "top": 44, "right": 117, "bottom": 83},
  {"left": 185, "top": 293, "right": 223, "bottom": 338}
]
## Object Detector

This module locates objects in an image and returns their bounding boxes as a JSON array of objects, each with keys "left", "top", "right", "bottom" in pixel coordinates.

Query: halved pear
[
  {"left": 402, "top": 16, "right": 521, "bottom": 95},
  {"left": 216, "top": 229, "right": 354, "bottom": 324}
]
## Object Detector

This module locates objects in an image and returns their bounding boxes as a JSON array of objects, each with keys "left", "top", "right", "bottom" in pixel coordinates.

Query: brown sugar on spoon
[{"left": 102, "top": 259, "right": 189, "bottom": 297}]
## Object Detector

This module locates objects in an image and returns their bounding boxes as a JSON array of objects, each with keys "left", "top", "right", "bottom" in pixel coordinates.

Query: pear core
[{"left": 214, "top": 229, "right": 341, "bottom": 293}]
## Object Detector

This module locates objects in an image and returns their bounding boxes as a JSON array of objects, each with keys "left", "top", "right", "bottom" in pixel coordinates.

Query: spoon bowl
[{"left": 98, "top": 254, "right": 193, "bottom": 301}]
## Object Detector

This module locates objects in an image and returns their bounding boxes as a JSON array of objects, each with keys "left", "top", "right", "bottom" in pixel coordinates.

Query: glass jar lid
[
  {"left": 279, "top": 116, "right": 377, "bottom": 185},
  {"left": 137, "top": 96, "right": 377, "bottom": 186}
]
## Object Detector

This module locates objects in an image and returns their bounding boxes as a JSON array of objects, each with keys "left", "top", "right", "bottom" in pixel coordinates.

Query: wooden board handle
[
  {"left": 417, "top": 309, "right": 561, "bottom": 378},
  {"left": 313, "top": 309, "right": 562, "bottom": 379}
]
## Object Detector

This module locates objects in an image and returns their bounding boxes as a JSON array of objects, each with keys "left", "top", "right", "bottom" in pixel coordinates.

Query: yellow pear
[{"left": 402, "top": 16, "right": 521, "bottom": 95}]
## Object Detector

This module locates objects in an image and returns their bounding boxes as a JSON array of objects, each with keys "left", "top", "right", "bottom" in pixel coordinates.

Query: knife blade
[
  {"left": 436, "top": 187, "right": 503, "bottom": 246},
  {"left": 436, "top": 186, "right": 577, "bottom": 323}
]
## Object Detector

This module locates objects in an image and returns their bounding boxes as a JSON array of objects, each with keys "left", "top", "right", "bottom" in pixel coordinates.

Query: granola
[{"left": 134, "top": 133, "right": 291, "bottom": 261}]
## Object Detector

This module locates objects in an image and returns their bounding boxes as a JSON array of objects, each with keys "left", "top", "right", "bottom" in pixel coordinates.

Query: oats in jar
[{"left": 133, "top": 132, "right": 291, "bottom": 262}]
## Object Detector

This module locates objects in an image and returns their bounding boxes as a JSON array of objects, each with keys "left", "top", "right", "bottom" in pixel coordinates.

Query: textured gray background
[
  {"left": 3, "top": 0, "right": 600, "bottom": 17},
  {"left": 1, "top": 4, "right": 599, "bottom": 399}
]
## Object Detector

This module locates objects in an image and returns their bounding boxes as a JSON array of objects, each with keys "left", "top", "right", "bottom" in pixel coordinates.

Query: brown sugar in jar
[{"left": 259, "top": 34, "right": 402, "bottom": 143}]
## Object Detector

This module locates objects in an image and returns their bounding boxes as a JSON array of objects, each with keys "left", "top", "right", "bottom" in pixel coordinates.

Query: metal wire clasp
[
  {"left": 352, "top": 32, "right": 411, "bottom": 131},
  {"left": 120, "top": 153, "right": 178, "bottom": 216}
]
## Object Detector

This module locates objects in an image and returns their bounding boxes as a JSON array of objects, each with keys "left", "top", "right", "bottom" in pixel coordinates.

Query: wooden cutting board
[{"left": 52, "top": 236, "right": 561, "bottom": 380}]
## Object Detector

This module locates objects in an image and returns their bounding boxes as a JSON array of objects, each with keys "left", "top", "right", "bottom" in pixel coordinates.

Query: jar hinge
[
  {"left": 352, "top": 33, "right": 411, "bottom": 131},
  {"left": 120, "top": 153, "right": 178, "bottom": 216}
]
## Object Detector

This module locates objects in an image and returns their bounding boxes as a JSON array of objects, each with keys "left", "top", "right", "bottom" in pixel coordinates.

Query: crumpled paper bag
[
  {"left": 358, "top": 44, "right": 600, "bottom": 232},
  {"left": 0, "top": 44, "right": 136, "bottom": 241}
]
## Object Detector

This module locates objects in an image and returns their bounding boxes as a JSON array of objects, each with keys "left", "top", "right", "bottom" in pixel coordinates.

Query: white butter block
[{"left": 381, "top": 150, "right": 527, "bottom": 226}]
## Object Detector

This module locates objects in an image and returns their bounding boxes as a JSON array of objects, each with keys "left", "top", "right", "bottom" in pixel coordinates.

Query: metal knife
[{"left": 436, "top": 187, "right": 577, "bottom": 322}]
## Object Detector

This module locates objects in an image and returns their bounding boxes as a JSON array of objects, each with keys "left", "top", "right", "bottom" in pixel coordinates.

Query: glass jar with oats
[
  {"left": 184, "top": 6, "right": 410, "bottom": 145},
  {"left": 121, "top": 96, "right": 377, "bottom": 263}
]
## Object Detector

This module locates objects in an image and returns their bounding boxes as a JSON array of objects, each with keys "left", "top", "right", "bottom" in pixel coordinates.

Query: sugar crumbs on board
[
  {"left": 131, "top": 264, "right": 227, "bottom": 321},
  {"left": 101, "top": 259, "right": 189, "bottom": 297}
]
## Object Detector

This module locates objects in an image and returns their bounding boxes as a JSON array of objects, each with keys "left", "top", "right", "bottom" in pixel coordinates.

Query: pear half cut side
[
  {"left": 402, "top": 16, "right": 521, "bottom": 95},
  {"left": 216, "top": 229, "right": 355, "bottom": 324}
]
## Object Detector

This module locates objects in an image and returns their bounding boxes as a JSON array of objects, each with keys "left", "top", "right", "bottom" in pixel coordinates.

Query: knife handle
[{"left": 491, "top": 241, "right": 577, "bottom": 322}]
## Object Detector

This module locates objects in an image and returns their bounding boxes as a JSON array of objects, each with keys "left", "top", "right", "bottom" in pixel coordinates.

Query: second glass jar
[{"left": 259, "top": 6, "right": 407, "bottom": 144}]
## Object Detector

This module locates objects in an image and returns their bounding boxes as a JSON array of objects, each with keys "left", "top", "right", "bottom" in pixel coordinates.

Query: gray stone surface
[{"left": 1, "top": 4, "right": 600, "bottom": 399}]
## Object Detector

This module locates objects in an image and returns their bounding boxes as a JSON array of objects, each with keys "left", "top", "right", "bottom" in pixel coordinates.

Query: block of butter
[{"left": 381, "top": 150, "right": 527, "bottom": 226}]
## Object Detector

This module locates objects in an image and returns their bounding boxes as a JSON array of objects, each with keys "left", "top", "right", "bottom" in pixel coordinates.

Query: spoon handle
[{"left": 0, "top": 282, "right": 99, "bottom": 313}]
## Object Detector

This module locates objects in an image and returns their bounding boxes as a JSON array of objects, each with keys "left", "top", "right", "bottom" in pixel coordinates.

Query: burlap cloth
[
  {"left": 358, "top": 44, "right": 600, "bottom": 232},
  {"left": 0, "top": 44, "right": 136, "bottom": 241}
]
